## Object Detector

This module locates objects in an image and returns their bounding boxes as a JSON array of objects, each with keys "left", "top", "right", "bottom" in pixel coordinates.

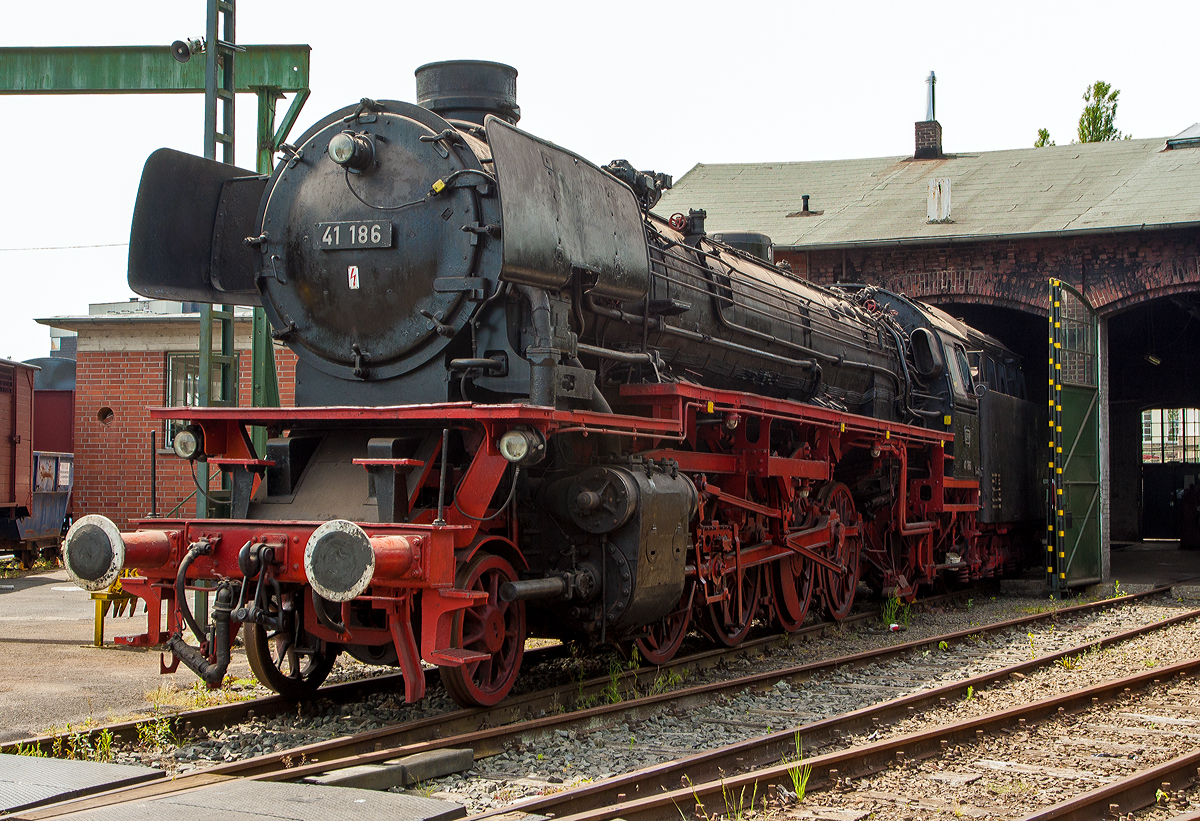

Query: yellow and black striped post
[{"left": 1047, "top": 279, "right": 1066, "bottom": 593}]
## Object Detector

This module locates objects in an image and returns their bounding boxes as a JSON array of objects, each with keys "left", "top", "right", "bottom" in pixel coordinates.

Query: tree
[
  {"left": 1078, "top": 81, "right": 1127, "bottom": 142},
  {"left": 1034, "top": 128, "right": 1055, "bottom": 148}
]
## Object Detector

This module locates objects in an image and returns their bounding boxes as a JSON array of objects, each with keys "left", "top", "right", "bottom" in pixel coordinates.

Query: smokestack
[
  {"left": 415, "top": 60, "right": 520, "bottom": 126},
  {"left": 914, "top": 70, "right": 943, "bottom": 160}
]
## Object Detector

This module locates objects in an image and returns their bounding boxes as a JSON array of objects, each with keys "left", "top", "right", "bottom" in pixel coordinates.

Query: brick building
[
  {"left": 658, "top": 120, "right": 1200, "bottom": 579},
  {"left": 39, "top": 300, "right": 296, "bottom": 530}
]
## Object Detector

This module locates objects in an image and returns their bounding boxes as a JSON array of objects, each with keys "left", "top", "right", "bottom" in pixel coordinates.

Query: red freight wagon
[
  {"left": 0, "top": 358, "right": 36, "bottom": 522},
  {"left": 1, "top": 358, "right": 75, "bottom": 567}
]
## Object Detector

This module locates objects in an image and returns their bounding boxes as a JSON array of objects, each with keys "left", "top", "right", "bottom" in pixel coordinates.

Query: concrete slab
[
  {"left": 303, "top": 762, "right": 408, "bottom": 791},
  {"left": 1004, "top": 540, "right": 1200, "bottom": 598},
  {"left": 15, "top": 777, "right": 465, "bottom": 821},
  {"left": 1110, "top": 541, "right": 1200, "bottom": 588},
  {"left": 303, "top": 747, "right": 475, "bottom": 790},
  {"left": 397, "top": 748, "right": 476, "bottom": 785},
  {"left": 0, "top": 753, "right": 163, "bottom": 814}
]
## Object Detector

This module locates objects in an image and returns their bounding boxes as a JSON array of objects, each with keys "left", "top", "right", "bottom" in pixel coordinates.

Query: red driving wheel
[
  {"left": 702, "top": 563, "right": 761, "bottom": 647},
  {"left": 635, "top": 579, "right": 695, "bottom": 664},
  {"left": 818, "top": 483, "right": 862, "bottom": 621},
  {"left": 439, "top": 552, "right": 526, "bottom": 707},
  {"left": 770, "top": 550, "right": 815, "bottom": 633}
]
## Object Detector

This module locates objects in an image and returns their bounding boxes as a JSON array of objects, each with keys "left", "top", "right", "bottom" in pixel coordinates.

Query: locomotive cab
[{"left": 943, "top": 335, "right": 982, "bottom": 479}]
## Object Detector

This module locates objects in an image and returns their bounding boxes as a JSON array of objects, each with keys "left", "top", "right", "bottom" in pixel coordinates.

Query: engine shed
[{"left": 657, "top": 119, "right": 1200, "bottom": 585}]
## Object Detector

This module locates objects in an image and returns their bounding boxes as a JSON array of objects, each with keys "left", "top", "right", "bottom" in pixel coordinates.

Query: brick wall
[
  {"left": 74, "top": 350, "right": 184, "bottom": 529},
  {"left": 774, "top": 227, "right": 1200, "bottom": 316},
  {"left": 73, "top": 343, "right": 298, "bottom": 531},
  {"left": 276, "top": 348, "right": 297, "bottom": 407}
]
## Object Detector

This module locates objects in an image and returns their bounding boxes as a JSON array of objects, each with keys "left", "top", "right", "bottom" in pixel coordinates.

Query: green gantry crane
[{"left": 0, "top": 8, "right": 311, "bottom": 517}]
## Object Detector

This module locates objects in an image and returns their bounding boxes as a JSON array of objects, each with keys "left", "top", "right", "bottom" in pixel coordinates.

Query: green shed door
[{"left": 1048, "top": 279, "right": 1103, "bottom": 589}]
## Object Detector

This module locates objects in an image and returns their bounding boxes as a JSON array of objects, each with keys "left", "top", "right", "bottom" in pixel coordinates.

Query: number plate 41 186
[{"left": 315, "top": 221, "right": 392, "bottom": 250}]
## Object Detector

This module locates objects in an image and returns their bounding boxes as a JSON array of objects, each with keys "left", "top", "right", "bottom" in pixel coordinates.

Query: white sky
[{"left": 2, "top": 0, "right": 1197, "bottom": 361}]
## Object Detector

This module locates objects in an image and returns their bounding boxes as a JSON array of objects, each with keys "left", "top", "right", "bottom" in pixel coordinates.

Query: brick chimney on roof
[
  {"left": 915, "top": 120, "right": 943, "bottom": 159},
  {"left": 914, "top": 70, "right": 943, "bottom": 159}
]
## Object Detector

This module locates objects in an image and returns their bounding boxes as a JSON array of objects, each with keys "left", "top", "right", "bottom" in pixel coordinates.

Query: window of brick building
[
  {"left": 1142, "top": 408, "right": 1200, "bottom": 464},
  {"left": 165, "top": 353, "right": 237, "bottom": 443}
]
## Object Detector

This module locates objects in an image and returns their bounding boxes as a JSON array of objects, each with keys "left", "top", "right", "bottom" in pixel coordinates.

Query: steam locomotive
[{"left": 62, "top": 61, "right": 1042, "bottom": 706}]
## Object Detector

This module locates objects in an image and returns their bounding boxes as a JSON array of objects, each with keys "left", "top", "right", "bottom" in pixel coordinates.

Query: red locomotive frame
[{"left": 108, "top": 381, "right": 1012, "bottom": 703}]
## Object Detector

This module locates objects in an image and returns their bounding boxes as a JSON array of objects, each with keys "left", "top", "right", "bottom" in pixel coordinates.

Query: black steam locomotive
[{"left": 63, "top": 61, "right": 1042, "bottom": 706}]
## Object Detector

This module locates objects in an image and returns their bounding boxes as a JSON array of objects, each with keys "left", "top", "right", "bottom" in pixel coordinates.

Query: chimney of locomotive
[
  {"left": 415, "top": 60, "right": 520, "bottom": 126},
  {"left": 914, "top": 70, "right": 943, "bottom": 159}
]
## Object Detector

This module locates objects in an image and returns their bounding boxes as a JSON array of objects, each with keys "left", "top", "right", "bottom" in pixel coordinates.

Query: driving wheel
[
  {"left": 702, "top": 563, "right": 761, "bottom": 646},
  {"left": 439, "top": 552, "right": 526, "bottom": 707},
  {"left": 770, "top": 549, "right": 815, "bottom": 632},
  {"left": 818, "top": 482, "right": 862, "bottom": 621},
  {"left": 635, "top": 579, "right": 695, "bottom": 664}
]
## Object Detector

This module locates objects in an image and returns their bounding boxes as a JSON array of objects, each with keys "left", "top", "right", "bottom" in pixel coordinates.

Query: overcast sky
[{"left": 2, "top": 0, "right": 1197, "bottom": 361}]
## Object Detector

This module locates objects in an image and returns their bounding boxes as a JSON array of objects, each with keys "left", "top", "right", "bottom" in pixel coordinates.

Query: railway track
[
  {"left": 585, "top": 655, "right": 1200, "bottom": 821},
  {"left": 12, "top": 587, "right": 1191, "bottom": 819},
  {"left": 463, "top": 604, "right": 1200, "bottom": 820},
  {"left": 3, "top": 587, "right": 980, "bottom": 757}
]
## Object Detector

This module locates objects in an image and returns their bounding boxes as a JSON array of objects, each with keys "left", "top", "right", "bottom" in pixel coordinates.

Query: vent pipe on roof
[
  {"left": 915, "top": 71, "right": 943, "bottom": 160},
  {"left": 927, "top": 178, "right": 952, "bottom": 223}
]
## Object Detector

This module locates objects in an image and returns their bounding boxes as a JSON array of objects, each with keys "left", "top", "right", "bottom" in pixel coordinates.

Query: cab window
[
  {"left": 956, "top": 346, "right": 973, "bottom": 392},
  {"left": 946, "top": 342, "right": 974, "bottom": 399}
]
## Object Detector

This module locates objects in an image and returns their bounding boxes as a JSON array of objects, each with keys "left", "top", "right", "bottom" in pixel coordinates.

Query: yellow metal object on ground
[{"left": 89, "top": 569, "right": 139, "bottom": 647}]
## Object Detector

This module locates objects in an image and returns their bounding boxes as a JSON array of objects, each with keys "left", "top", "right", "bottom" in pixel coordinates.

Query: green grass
[
  {"left": 785, "top": 732, "right": 813, "bottom": 801},
  {"left": 880, "top": 594, "right": 911, "bottom": 627},
  {"left": 1056, "top": 653, "right": 1083, "bottom": 670},
  {"left": 135, "top": 716, "right": 176, "bottom": 750},
  {"left": 721, "top": 778, "right": 760, "bottom": 821},
  {"left": 12, "top": 740, "right": 47, "bottom": 757}
]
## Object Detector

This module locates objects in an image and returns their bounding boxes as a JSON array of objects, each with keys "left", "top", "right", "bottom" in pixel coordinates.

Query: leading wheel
[
  {"left": 244, "top": 593, "right": 338, "bottom": 699},
  {"left": 439, "top": 552, "right": 526, "bottom": 707},
  {"left": 702, "top": 563, "right": 761, "bottom": 647},
  {"left": 819, "top": 483, "right": 862, "bottom": 621},
  {"left": 635, "top": 579, "right": 695, "bottom": 664}
]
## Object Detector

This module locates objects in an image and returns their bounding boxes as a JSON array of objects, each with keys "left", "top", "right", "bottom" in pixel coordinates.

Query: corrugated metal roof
[{"left": 655, "top": 137, "right": 1200, "bottom": 250}]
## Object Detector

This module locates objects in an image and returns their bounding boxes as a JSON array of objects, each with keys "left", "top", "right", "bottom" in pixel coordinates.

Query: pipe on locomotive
[{"left": 63, "top": 515, "right": 419, "bottom": 601}]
